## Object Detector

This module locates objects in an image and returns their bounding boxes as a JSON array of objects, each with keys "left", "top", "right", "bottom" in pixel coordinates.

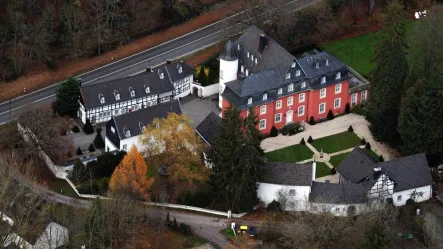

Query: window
[
  {"left": 260, "top": 105, "right": 266, "bottom": 114},
  {"left": 397, "top": 195, "right": 402, "bottom": 202},
  {"left": 259, "top": 119, "right": 266, "bottom": 130},
  {"left": 296, "top": 70, "right": 300, "bottom": 76},
  {"left": 246, "top": 110, "right": 249, "bottom": 116},
  {"left": 146, "top": 87, "right": 150, "bottom": 94},
  {"left": 298, "top": 105, "right": 304, "bottom": 116},
  {"left": 351, "top": 93, "right": 357, "bottom": 106},
  {"left": 326, "top": 59, "right": 329, "bottom": 66},
  {"left": 122, "top": 144, "right": 127, "bottom": 151},
  {"left": 130, "top": 90, "right": 135, "bottom": 97},
  {"left": 241, "top": 65, "right": 244, "bottom": 73},
  {"left": 248, "top": 97, "right": 253, "bottom": 105},
  {"left": 334, "top": 98, "right": 341, "bottom": 109},
  {"left": 275, "top": 113, "right": 282, "bottom": 123},
  {"left": 246, "top": 69, "right": 249, "bottom": 76},
  {"left": 287, "top": 97, "right": 293, "bottom": 106},
  {"left": 315, "top": 63, "right": 319, "bottom": 69},
  {"left": 276, "top": 100, "right": 282, "bottom": 109},
  {"left": 114, "top": 109, "right": 119, "bottom": 115},
  {"left": 321, "top": 76, "right": 326, "bottom": 84},
  {"left": 319, "top": 103, "right": 326, "bottom": 114},
  {"left": 125, "top": 130, "right": 131, "bottom": 137},
  {"left": 320, "top": 88, "right": 326, "bottom": 99},
  {"left": 178, "top": 66, "right": 182, "bottom": 73},
  {"left": 285, "top": 73, "right": 291, "bottom": 79},
  {"left": 263, "top": 93, "right": 268, "bottom": 100},
  {"left": 99, "top": 94, "right": 105, "bottom": 104},
  {"left": 291, "top": 62, "right": 296, "bottom": 68},
  {"left": 299, "top": 93, "right": 305, "bottom": 103},
  {"left": 335, "top": 207, "right": 340, "bottom": 212},
  {"left": 335, "top": 83, "right": 341, "bottom": 94},
  {"left": 115, "top": 94, "right": 120, "bottom": 100},
  {"left": 362, "top": 90, "right": 367, "bottom": 101},
  {"left": 247, "top": 52, "right": 250, "bottom": 58},
  {"left": 278, "top": 88, "right": 282, "bottom": 94},
  {"left": 288, "top": 84, "right": 294, "bottom": 92},
  {"left": 255, "top": 58, "right": 258, "bottom": 64},
  {"left": 289, "top": 189, "right": 295, "bottom": 196},
  {"left": 111, "top": 127, "right": 115, "bottom": 133},
  {"left": 301, "top": 81, "right": 306, "bottom": 88},
  {"left": 251, "top": 54, "right": 254, "bottom": 61},
  {"left": 336, "top": 72, "right": 341, "bottom": 79}
]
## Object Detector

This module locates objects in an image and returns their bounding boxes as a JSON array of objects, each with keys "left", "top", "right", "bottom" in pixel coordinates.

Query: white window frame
[
  {"left": 298, "top": 105, "right": 305, "bottom": 116},
  {"left": 334, "top": 98, "right": 341, "bottom": 109},
  {"left": 299, "top": 93, "right": 305, "bottom": 103},
  {"left": 301, "top": 81, "right": 306, "bottom": 88},
  {"left": 130, "top": 90, "right": 135, "bottom": 97},
  {"left": 335, "top": 83, "right": 341, "bottom": 94},
  {"left": 100, "top": 97, "right": 105, "bottom": 104},
  {"left": 289, "top": 189, "right": 295, "bottom": 196},
  {"left": 320, "top": 88, "right": 326, "bottom": 99},
  {"left": 287, "top": 97, "right": 293, "bottom": 106},
  {"left": 288, "top": 84, "right": 294, "bottom": 92},
  {"left": 278, "top": 88, "right": 282, "bottom": 94},
  {"left": 248, "top": 97, "right": 252, "bottom": 105},
  {"left": 291, "top": 62, "right": 296, "bottom": 68},
  {"left": 397, "top": 195, "right": 402, "bottom": 202},
  {"left": 362, "top": 90, "right": 367, "bottom": 101},
  {"left": 263, "top": 93, "right": 268, "bottom": 100},
  {"left": 351, "top": 93, "right": 358, "bottom": 106},
  {"left": 336, "top": 72, "right": 341, "bottom": 79},
  {"left": 259, "top": 119, "right": 266, "bottom": 130},
  {"left": 260, "top": 105, "right": 266, "bottom": 115},
  {"left": 321, "top": 76, "right": 326, "bottom": 84},
  {"left": 276, "top": 100, "right": 282, "bottom": 110},
  {"left": 319, "top": 103, "right": 326, "bottom": 114},
  {"left": 275, "top": 113, "right": 282, "bottom": 123},
  {"left": 241, "top": 65, "right": 244, "bottom": 73},
  {"left": 285, "top": 73, "right": 291, "bottom": 79},
  {"left": 122, "top": 144, "right": 127, "bottom": 151},
  {"left": 296, "top": 70, "right": 300, "bottom": 76}
]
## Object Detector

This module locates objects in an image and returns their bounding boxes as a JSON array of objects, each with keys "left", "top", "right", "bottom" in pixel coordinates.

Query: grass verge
[
  {"left": 265, "top": 144, "right": 314, "bottom": 163},
  {"left": 311, "top": 132, "right": 361, "bottom": 154}
]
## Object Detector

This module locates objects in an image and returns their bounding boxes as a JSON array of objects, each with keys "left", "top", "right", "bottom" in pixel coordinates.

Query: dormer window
[
  {"left": 301, "top": 81, "right": 306, "bottom": 88},
  {"left": 158, "top": 69, "right": 164, "bottom": 79},
  {"left": 241, "top": 65, "right": 244, "bottom": 73},
  {"left": 285, "top": 73, "right": 291, "bottom": 79},
  {"left": 288, "top": 84, "right": 294, "bottom": 92},
  {"left": 237, "top": 44, "right": 241, "bottom": 50},
  {"left": 296, "top": 70, "right": 300, "bottom": 76},
  {"left": 178, "top": 66, "right": 183, "bottom": 73},
  {"left": 99, "top": 94, "right": 105, "bottom": 104},
  {"left": 125, "top": 130, "right": 131, "bottom": 137},
  {"left": 315, "top": 63, "right": 319, "bottom": 69},
  {"left": 246, "top": 69, "right": 249, "bottom": 76},
  {"left": 129, "top": 87, "right": 135, "bottom": 97},
  {"left": 251, "top": 55, "right": 254, "bottom": 61},
  {"left": 114, "top": 90, "right": 120, "bottom": 101},
  {"left": 247, "top": 52, "right": 250, "bottom": 58},
  {"left": 145, "top": 86, "right": 150, "bottom": 94},
  {"left": 248, "top": 97, "right": 252, "bottom": 105},
  {"left": 336, "top": 72, "right": 341, "bottom": 79},
  {"left": 263, "top": 93, "right": 267, "bottom": 100},
  {"left": 291, "top": 62, "right": 296, "bottom": 68},
  {"left": 326, "top": 59, "right": 329, "bottom": 66},
  {"left": 139, "top": 122, "right": 145, "bottom": 133},
  {"left": 255, "top": 58, "right": 258, "bottom": 64},
  {"left": 321, "top": 76, "right": 326, "bottom": 84},
  {"left": 278, "top": 88, "right": 282, "bottom": 94}
]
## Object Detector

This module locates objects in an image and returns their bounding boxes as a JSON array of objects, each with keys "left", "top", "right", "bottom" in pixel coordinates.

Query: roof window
[
  {"left": 248, "top": 97, "right": 252, "bottom": 105},
  {"left": 321, "top": 76, "right": 326, "bottom": 84},
  {"left": 285, "top": 73, "right": 291, "bottom": 79},
  {"left": 99, "top": 94, "right": 105, "bottom": 104}
]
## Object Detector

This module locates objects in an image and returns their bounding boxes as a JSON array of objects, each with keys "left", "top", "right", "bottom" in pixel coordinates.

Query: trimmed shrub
[
  {"left": 348, "top": 125, "right": 354, "bottom": 132},
  {"left": 308, "top": 136, "right": 313, "bottom": 143},
  {"left": 345, "top": 103, "right": 351, "bottom": 114},
  {"left": 270, "top": 126, "right": 279, "bottom": 137},
  {"left": 309, "top": 116, "right": 316, "bottom": 125},
  {"left": 280, "top": 126, "right": 289, "bottom": 136},
  {"left": 88, "top": 143, "right": 96, "bottom": 152},
  {"left": 83, "top": 119, "right": 94, "bottom": 134},
  {"left": 361, "top": 138, "right": 366, "bottom": 145},
  {"left": 327, "top": 110, "right": 334, "bottom": 120},
  {"left": 76, "top": 147, "right": 82, "bottom": 155},
  {"left": 379, "top": 155, "right": 384, "bottom": 162},
  {"left": 72, "top": 125, "right": 80, "bottom": 133},
  {"left": 365, "top": 142, "right": 371, "bottom": 150},
  {"left": 330, "top": 167, "right": 337, "bottom": 175},
  {"left": 94, "top": 132, "right": 105, "bottom": 149},
  {"left": 300, "top": 138, "right": 306, "bottom": 145},
  {"left": 266, "top": 200, "right": 281, "bottom": 211},
  {"left": 288, "top": 123, "right": 301, "bottom": 136}
]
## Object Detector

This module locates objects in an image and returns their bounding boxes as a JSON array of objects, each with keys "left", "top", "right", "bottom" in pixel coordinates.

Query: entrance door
[{"left": 286, "top": 110, "right": 293, "bottom": 124}]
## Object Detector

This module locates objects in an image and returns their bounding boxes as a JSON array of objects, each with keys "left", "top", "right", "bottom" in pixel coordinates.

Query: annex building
[{"left": 219, "top": 26, "right": 369, "bottom": 134}]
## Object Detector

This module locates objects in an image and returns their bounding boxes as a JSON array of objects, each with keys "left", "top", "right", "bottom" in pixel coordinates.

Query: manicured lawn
[
  {"left": 329, "top": 152, "right": 351, "bottom": 167},
  {"left": 265, "top": 144, "right": 314, "bottom": 163},
  {"left": 311, "top": 132, "right": 361, "bottom": 154},
  {"left": 320, "top": 19, "right": 417, "bottom": 77},
  {"left": 316, "top": 162, "right": 332, "bottom": 178},
  {"left": 47, "top": 178, "right": 79, "bottom": 198},
  {"left": 220, "top": 228, "right": 236, "bottom": 240}
]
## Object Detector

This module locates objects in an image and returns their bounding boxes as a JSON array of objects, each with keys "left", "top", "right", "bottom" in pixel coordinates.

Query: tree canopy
[{"left": 55, "top": 77, "right": 81, "bottom": 116}]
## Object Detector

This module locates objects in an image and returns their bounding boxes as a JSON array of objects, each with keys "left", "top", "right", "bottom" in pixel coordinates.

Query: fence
[{"left": 190, "top": 82, "right": 219, "bottom": 98}]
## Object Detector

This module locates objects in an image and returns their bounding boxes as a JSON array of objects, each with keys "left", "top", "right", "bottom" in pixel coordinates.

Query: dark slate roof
[
  {"left": 112, "top": 100, "right": 182, "bottom": 140},
  {"left": 336, "top": 147, "right": 379, "bottom": 184},
  {"left": 195, "top": 111, "right": 222, "bottom": 146},
  {"left": 80, "top": 61, "right": 193, "bottom": 109},
  {"left": 220, "top": 40, "right": 238, "bottom": 61},
  {"left": 379, "top": 153, "right": 432, "bottom": 192},
  {"left": 261, "top": 162, "right": 313, "bottom": 186},
  {"left": 297, "top": 52, "right": 348, "bottom": 78},
  {"left": 310, "top": 182, "right": 368, "bottom": 204}
]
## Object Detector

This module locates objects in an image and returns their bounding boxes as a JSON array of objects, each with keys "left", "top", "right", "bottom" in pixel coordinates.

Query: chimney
[
  {"left": 312, "top": 160, "right": 316, "bottom": 182},
  {"left": 258, "top": 34, "right": 266, "bottom": 53},
  {"left": 166, "top": 59, "right": 171, "bottom": 64},
  {"left": 374, "top": 167, "right": 382, "bottom": 172}
]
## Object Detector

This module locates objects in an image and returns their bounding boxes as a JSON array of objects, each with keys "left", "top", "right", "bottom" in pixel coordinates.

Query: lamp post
[{"left": 320, "top": 148, "right": 324, "bottom": 158}]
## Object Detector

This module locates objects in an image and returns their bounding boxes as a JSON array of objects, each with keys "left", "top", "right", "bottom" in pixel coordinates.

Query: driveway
[
  {"left": 181, "top": 94, "right": 221, "bottom": 127},
  {"left": 261, "top": 114, "right": 396, "bottom": 160}
]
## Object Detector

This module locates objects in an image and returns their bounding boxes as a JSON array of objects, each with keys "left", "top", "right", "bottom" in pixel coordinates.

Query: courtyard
[{"left": 180, "top": 94, "right": 220, "bottom": 127}]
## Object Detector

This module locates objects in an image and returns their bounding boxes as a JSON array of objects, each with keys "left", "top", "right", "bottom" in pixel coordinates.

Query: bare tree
[
  {"left": 423, "top": 213, "right": 443, "bottom": 249},
  {"left": 276, "top": 188, "right": 296, "bottom": 211}
]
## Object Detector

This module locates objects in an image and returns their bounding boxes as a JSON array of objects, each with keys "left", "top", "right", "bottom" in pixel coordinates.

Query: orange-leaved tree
[
  {"left": 140, "top": 113, "right": 209, "bottom": 202},
  {"left": 109, "top": 145, "right": 154, "bottom": 200}
]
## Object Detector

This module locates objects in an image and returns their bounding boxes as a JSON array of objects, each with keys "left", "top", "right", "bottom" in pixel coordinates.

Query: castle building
[{"left": 219, "top": 26, "right": 369, "bottom": 134}]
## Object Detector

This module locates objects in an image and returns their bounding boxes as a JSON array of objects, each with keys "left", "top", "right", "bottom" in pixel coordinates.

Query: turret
[{"left": 219, "top": 40, "right": 238, "bottom": 108}]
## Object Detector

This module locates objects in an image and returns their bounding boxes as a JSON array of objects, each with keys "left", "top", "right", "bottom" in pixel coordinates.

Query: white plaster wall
[
  {"left": 257, "top": 183, "right": 311, "bottom": 211},
  {"left": 310, "top": 202, "right": 368, "bottom": 217},
  {"left": 119, "top": 135, "right": 142, "bottom": 151},
  {"left": 175, "top": 89, "right": 191, "bottom": 99},
  {"left": 191, "top": 82, "right": 220, "bottom": 98},
  {"left": 219, "top": 58, "right": 238, "bottom": 108},
  {"left": 367, "top": 174, "right": 394, "bottom": 199},
  {"left": 392, "top": 185, "right": 432, "bottom": 206},
  {"left": 105, "top": 137, "right": 118, "bottom": 152}
]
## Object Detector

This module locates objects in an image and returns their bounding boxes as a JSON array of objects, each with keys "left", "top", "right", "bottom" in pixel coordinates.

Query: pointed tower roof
[{"left": 220, "top": 40, "right": 238, "bottom": 61}]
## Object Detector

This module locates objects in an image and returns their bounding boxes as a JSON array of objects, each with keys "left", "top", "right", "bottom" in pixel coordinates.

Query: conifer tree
[
  {"left": 55, "top": 77, "right": 80, "bottom": 116},
  {"left": 207, "top": 68, "right": 215, "bottom": 86},
  {"left": 94, "top": 129, "right": 105, "bottom": 149},
  {"left": 367, "top": 0, "right": 408, "bottom": 143},
  {"left": 197, "top": 66, "right": 206, "bottom": 85},
  {"left": 357, "top": 223, "right": 389, "bottom": 249}
]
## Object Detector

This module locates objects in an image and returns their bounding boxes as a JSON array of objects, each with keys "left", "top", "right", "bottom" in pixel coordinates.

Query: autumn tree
[
  {"left": 141, "top": 113, "right": 208, "bottom": 202},
  {"left": 109, "top": 145, "right": 154, "bottom": 201}
]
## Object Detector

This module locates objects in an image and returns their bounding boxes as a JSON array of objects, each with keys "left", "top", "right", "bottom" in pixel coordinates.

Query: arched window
[
  {"left": 248, "top": 97, "right": 252, "bottom": 105},
  {"left": 263, "top": 93, "right": 267, "bottom": 100}
]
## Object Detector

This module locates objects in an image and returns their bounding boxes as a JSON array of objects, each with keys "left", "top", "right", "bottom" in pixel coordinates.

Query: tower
[{"left": 219, "top": 40, "right": 238, "bottom": 109}]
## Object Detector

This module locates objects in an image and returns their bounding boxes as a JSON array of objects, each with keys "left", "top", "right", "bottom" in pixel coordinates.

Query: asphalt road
[{"left": 0, "top": 0, "right": 319, "bottom": 125}]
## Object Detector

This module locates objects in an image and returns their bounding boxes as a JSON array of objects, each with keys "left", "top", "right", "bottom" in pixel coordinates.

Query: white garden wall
[{"left": 191, "top": 82, "right": 219, "bottom": 98}]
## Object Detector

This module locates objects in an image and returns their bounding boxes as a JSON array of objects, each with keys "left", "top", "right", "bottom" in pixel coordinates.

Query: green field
[
  {"left": 311, "top": 132, "right": 361, "bottom": 154},
  {"left": 316, "top": 162, "right": 332, "bottom": 178},
  {"left": 320, "top": 19, "right": 417, "bottom": 77},
  {"left": 265, "top": 144, "right": 314, "bottom": 163}
]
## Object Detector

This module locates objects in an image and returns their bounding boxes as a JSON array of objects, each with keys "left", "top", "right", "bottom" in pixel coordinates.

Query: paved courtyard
[
  {"left": 181, "top": 94, "right": 221, "bottom": 127},
  {"left": 65, "top": 122, "right": 106, "bottom": 152}
]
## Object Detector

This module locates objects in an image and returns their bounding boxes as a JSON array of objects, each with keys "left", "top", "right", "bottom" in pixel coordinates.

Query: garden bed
[
  {"left": 311, "top": 132, "right": 361, "bottom": 154},
  {"left": 265, "top": 144, "right": 313, "bottom": 163}
]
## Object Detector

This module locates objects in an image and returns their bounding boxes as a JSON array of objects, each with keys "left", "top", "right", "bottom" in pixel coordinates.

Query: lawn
[
  {"left": 320, "top": 19, "right": 417, "bottom": 77},
  {"left": 329, "top": 152, "right": 351, "bottom": 167},
  {"left": 311, "top": 132, "right": 361, "bottom": 154},
  {"left": 46, "top": 178, "right": 79, "bottom": 198},
  {"left": 363, "top": 148, "right": 379, "bottom": 161},
  {"left": 265, "top": 144, "right": 314, "bottom": 163},
  {"left": 316, "top": 162, "right": 332, "bottom": 178},
  {"left": 220, "top": 228, "right": 236, "bottom": 240}
]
